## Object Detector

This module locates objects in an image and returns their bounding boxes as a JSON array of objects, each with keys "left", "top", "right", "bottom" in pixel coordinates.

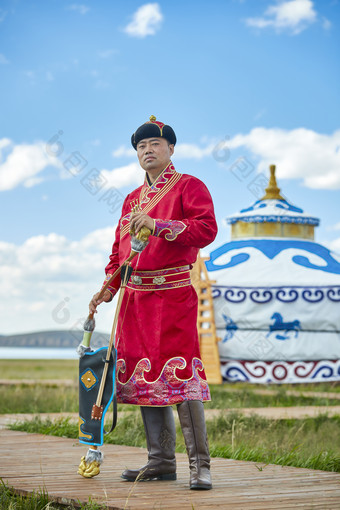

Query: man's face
[{"left": 136, "top": 137, "right": 174, "bottom": 174}]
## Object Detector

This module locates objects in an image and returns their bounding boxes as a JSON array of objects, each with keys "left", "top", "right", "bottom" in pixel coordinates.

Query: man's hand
[
  {"left": 89, "top": 289, "right": 112, "bottom": 314},
  {"left": 130, "top": 212, "right": 154, "bottom": 234}
]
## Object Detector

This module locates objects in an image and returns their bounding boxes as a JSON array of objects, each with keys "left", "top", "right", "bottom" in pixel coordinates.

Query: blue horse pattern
[
  {"left": 222, "top": 314, "right": 238, "bottom": 342},
  {"left": 267, "top": 312, "right": 301, "bottom": 340}
]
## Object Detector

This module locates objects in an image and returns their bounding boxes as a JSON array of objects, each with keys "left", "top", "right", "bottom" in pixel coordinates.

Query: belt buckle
[
  {"left": 152, "top": 276, "right": 166, "bottom": 285},
  {"left": 132, "top": 275, "right": 143, "bottom": 285}
]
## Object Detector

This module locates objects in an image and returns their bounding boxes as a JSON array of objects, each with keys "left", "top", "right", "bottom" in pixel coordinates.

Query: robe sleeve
[{"left": 152, "top": 176, "right": 218, "bottom": 248}]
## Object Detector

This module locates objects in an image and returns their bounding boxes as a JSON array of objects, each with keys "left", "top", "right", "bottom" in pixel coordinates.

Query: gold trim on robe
[{"left": 120, "top": 161, "right": 182, "bottom": 240}]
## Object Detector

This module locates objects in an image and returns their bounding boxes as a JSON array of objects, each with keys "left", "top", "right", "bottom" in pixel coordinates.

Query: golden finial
[
  {"left": 129, "top": 199, "right": 151, "bottom": 246},
  {"left": 260, "top": 165, "right": 284, "bottom": 201},
  {"left": 130, "top": 199, "right": 140, "bottom": 213},
  {"left": 149, "top": 115, "right": 156, "bottom": 122}
]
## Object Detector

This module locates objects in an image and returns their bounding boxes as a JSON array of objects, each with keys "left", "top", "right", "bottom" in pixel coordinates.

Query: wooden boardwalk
[{"left": 1, "top": 429, "right": 340, "bottom": 509}]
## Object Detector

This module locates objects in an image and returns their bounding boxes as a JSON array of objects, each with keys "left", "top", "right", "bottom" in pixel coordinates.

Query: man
[{"left": 89, "top": 115, "right": 217, "bottom": 490}]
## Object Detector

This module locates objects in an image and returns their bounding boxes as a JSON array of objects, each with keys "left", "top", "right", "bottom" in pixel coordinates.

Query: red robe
[{"left": 104, "top": 161, "right": 218, "bottom": 406}]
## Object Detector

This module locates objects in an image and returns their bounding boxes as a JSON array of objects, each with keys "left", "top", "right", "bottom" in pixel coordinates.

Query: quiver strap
[{"left": 79, "top": 347, "right": 117, "bottom": 446}]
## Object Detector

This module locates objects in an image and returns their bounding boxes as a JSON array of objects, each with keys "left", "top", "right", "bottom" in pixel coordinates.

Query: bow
[{"left": 77, "top": 207, "right": 151, "bottom": 478}]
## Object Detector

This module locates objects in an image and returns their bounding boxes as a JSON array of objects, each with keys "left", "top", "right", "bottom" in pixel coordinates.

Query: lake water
[{"left": 0, "top": 347, "right": 79, "bottom": 360}]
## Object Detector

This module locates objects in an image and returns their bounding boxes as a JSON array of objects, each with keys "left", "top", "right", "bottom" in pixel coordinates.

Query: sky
[{"left": 0, "top": 0, "right": 339, "bottom": 335}]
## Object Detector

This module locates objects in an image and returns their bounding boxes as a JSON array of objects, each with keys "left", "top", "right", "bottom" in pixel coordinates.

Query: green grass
[
  {"left": 9, "top": 411, "right": 340, "bottom": 473},
  {"left": 218, "top": 381, "right": 340, "bottom": 393},
  {"left": 0, "top": 360, "right": 78, "bottom": 381},
  {"left": 1, "top": 383, "right": 339, "bottom": 414},
  {"left": 207, "top": 385, "right": 340, "bottom": 408},
  {"left": 0, "top": 479, "right": 109, "bottom": 509},
  {"left": 9, "top": 413, "right": 146, "bottom": 447},
  {"left": 0, "top": 384, "right": 140, "bottom": 414},
  {"left": 0, "top": 385, "right": 79, "bottom": 414},
  {"left": 0, "top": 481, "right": 51, "bottom": 510},
  {"left": 204, "top": 411, "right": 340, "bottom": 472}
]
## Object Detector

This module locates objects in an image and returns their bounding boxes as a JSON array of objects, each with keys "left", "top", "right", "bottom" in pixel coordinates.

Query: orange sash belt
[{"left": 127, "top": 265, "right": 191, "bottom": 291}]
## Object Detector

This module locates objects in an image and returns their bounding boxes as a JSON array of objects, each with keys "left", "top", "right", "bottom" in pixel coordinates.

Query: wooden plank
[
  {"left": 1, "top": 430, "right": 340, "bottom": 509},
  {"left": 192, "top": 252, "right": 223, "bottom": 385}
]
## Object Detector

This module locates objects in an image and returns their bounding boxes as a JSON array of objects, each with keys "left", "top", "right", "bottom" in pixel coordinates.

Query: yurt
[{"left": 206, "top": 165, "right": 340, "bottom": 384}]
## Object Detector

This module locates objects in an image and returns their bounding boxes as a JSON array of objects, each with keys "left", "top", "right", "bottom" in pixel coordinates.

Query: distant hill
[{"left": 0, "top": 330, "right": 110, "bottom": 349}]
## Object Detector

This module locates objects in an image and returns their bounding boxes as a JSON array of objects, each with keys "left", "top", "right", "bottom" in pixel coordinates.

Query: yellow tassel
[{"left": 78, "top": 456, "right": 101, "bottom": 478}]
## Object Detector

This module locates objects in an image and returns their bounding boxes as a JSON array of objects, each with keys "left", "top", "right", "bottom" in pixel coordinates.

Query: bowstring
[
  {"left": 114, "top": 200, "right": 144, "bottom": 351},
  {"left": 114, "top": 251, "right": 142, "bottom": 351},
  {"left": 114, "top": 200, "right": 144, "bottom": 350}
]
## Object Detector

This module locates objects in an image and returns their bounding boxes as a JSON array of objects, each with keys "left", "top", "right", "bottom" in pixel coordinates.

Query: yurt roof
[
  {"left": 227, "top": 198, "right": 320, "bottom": 226},
  {"left": 208, "top": 165, "right": 339, "bottom": 286},
  {"left": 206, "top": 238, "right": 340, "bottom": 287}
]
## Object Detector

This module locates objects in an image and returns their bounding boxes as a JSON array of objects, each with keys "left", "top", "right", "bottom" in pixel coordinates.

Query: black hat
[{"left": 131, "top": 115, "right": 177, "bottom": 150}]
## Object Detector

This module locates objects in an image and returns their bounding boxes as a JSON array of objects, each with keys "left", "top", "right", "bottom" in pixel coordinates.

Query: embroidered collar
[
  {"left": 139, "top": 161, "right": 177, "bottom": 207},
  {"left": 144, "top": 160, "right": 176, "bottom": 189}
]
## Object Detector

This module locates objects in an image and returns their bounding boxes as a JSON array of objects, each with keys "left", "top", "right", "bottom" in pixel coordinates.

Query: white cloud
[
  {"left": 254, "top": 108, "right": 267, "bottom": 121},
  {"left": 124, "top": 3, "right": 163, "bottom": 38},
  {"left": 67, "top": 4, "right": 90, "bottom": 15},
  {"left": 225, "top": 127, "right": 340, "bottom": 189},
  {"left": 327, "top": 222, "right": 340, "bottom": 232},
  {"left": 0, "top": 139, "right": 62, "bottom": 191},
  {"left": 24, "top": 70, "right": 35, "bottom": 81},
  {"left": 46, "top": 71, "right": 54, "bottom": 82},
  {"left": 245, "top": 0, "right": 317, "bottom": 34},
  {"left": 0, "top": 53, "right": 9, "bottom": 64},
  {"left": 0, "top": 138, "right": 11, "bottom": 156},
  {"left": 94, "top": 79, "right": 109, "bottom": 89},
  {"left": 112, "top": 145, "right": 136, "bottom": 158},
  {"left": 0, "top": 228, "right": 117, "bottom": 335},
  {"left": 0, "top": 139, "right": 143, "bottom": 192},
  {"left": 24, "top": 176, "right": 45, "bottom": 188},
  {"left": 322, "top": 17, "right": 331, "bottom": 30},
  {"left": 174, "top": 143, "right": 216, "bottom": 159},
  {"left": 100, "top": 162, "right": 144, "bottom": 189},
  {"left": 328, "top": 237, "right": 340, "bottom": 254},
  {"left": 0, "top": 9, "right": 7, "bottom": 22},
  {"left": 98, "top": 49, "right": 118, "bottom": 59}
]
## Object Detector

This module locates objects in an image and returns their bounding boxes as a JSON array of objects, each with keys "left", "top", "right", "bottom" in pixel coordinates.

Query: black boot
[
  {"left": 121, "top": 406, "right": 176, "bottom": 481},
  {"left": 177, "top": 400, "right": 212, "bottom": 490}
]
